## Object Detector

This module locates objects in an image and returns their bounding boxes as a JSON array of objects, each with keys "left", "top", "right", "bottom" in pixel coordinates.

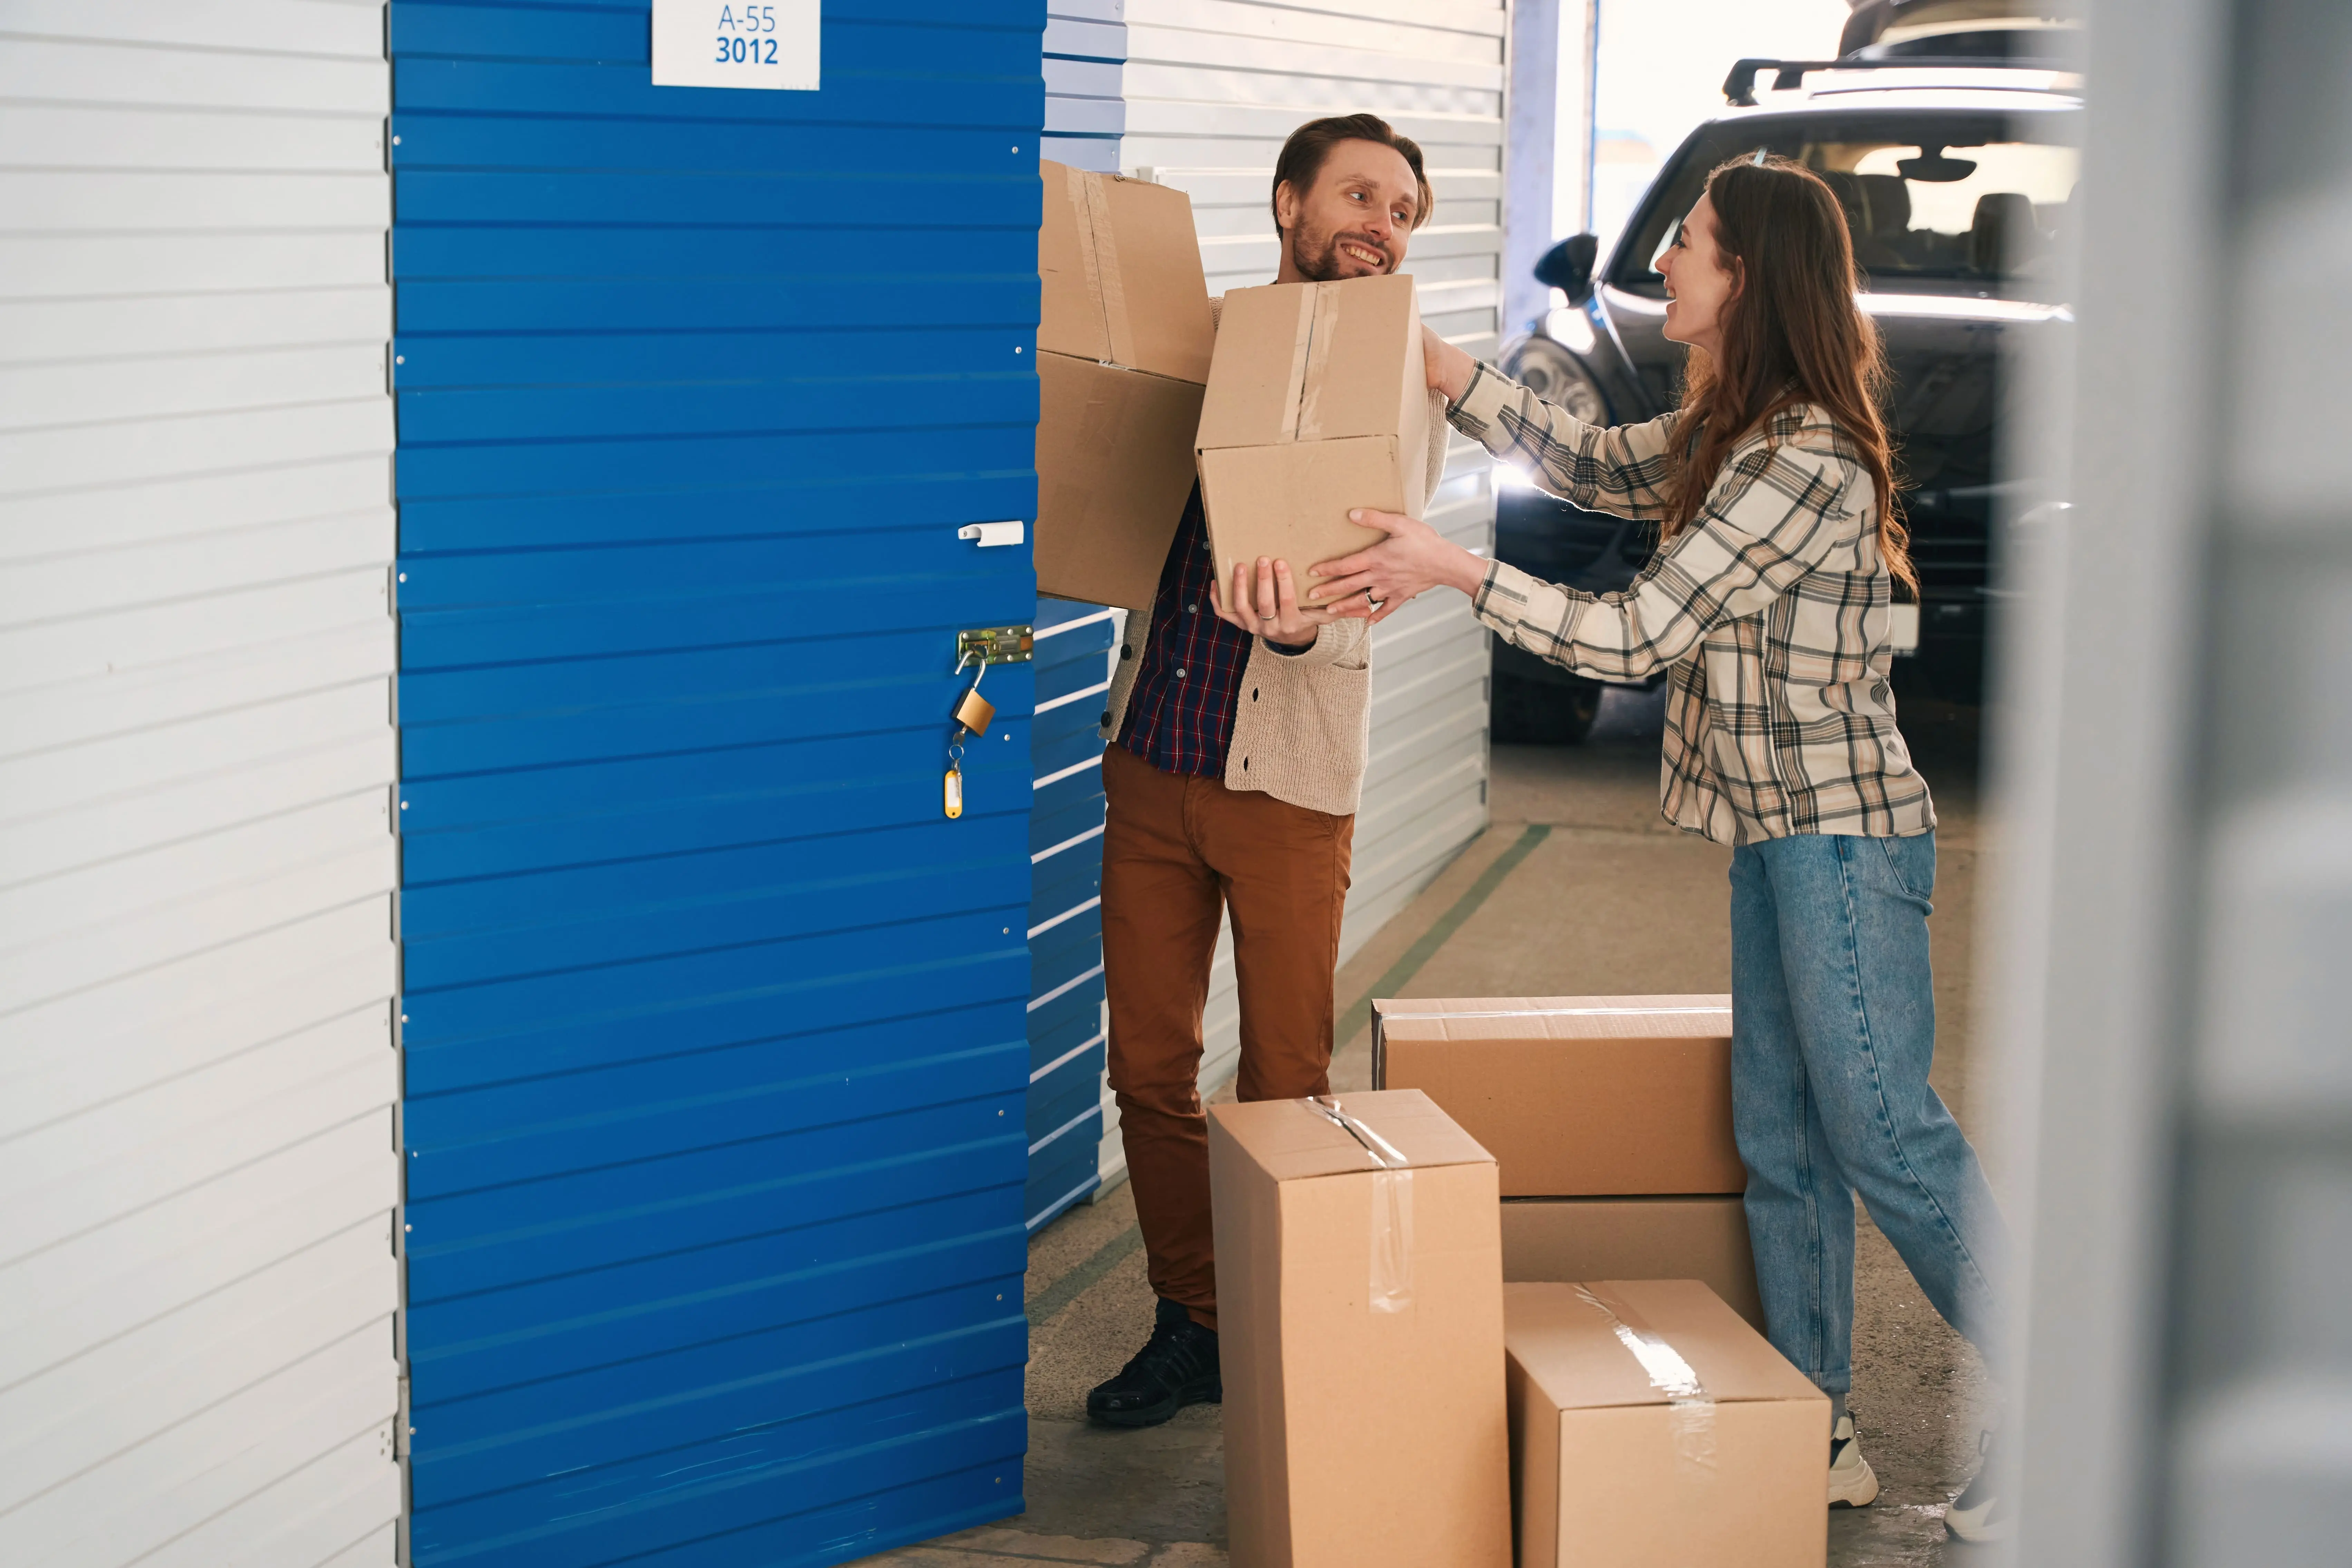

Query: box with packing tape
[
  {"left": 1376, "top": 996, "right": 1763, "bottom": 1328},
  {"left": 1035, "top": 160, "right": 1215, "bottom": 610},
  {"left": 1208, "top": 1089, "right": 1512, "bottom": 1568},
  {"left": 1373, "top": 995, "right": 1745, "bottom": 1196},
  {"left": 1507, "top": 1280, "right": 1827, "bottom": 1568},
  {"left": 1194, "top": 272, "right": 1430, "bottom": 610}
]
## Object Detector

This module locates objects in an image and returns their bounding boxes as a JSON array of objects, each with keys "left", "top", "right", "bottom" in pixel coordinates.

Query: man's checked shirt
[
  {"left": 1118, "top": 488, "right": 1251, "bottom": 776},
  {"left": 1119, "top": 485, "right": 1318, "bottom": 776},
  {"left": 1448, "top": 363, "right": 1935, "bottom": 847}
]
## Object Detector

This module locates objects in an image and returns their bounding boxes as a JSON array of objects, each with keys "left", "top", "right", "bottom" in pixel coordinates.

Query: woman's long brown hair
[{"left": 1664, "top": 156, "right": 1915, "bottom": 592}]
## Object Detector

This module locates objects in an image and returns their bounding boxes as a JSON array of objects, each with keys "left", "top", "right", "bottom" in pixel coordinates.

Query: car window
[{"left": 1611, "top": 113, "right": 2081, "bottom": 291}]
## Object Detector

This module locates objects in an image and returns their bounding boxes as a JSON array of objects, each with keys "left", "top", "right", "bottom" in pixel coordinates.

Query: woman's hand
[
  {"left": 1422, "top": 325, "right": 1477, "bottom": 407},
  {"left": 1210, "top": 556, "right": 1349, "bottom": 647},
  {"left": 1308, "top": 510, "right": 1490, "bottom": 625}
]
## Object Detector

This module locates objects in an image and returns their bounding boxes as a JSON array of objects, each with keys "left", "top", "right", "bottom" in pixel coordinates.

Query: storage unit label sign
[{"left": 652, "top": 0, "right": 820, "bottom": 90}]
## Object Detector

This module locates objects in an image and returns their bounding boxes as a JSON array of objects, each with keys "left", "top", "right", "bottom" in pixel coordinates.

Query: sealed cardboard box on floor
[
  {"left": 1209, "top": 1089, "right": 1512, "bottom": 1568},
  {"left": 1507, "top": 1280, "right": 1827, "bottom": 1568},
  {"left": 1374, "top": 995, "right": 1744, "bottom": 1196},
  {"left": 1035, "top": 161, "right": 1215, "bottom": 610},
  {"left": 1194, "top": 273, "right": 1429, "bottom": 609},
  {"left": 1502, "top": 1196, "right": 1764, "bottom": 1331}
]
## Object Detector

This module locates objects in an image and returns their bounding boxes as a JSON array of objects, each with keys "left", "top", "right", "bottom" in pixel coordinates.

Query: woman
[{"left": 1306, "top": 156, "right": 2010, "bottom": 1543}]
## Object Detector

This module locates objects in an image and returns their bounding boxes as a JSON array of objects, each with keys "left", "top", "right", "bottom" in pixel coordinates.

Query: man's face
[{"left": 1275, "top": 140, "right": 1420, "bottom": 283}]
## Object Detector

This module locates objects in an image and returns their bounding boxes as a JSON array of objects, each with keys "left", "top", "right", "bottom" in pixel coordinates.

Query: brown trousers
[{"left": 1100, "top": 743, "right": 1355, "bottom": 1331}]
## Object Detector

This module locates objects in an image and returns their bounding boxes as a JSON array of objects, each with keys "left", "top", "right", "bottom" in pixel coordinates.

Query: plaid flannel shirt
[
  {"left": 1119, "top": 489, "right": 1251, "bottom": 777},
  {"left": 1450, "top": 362, "right": 1934, "bottom": 846}
]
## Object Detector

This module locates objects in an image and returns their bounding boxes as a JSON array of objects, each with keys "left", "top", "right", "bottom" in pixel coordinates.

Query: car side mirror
[{"left": 1534, "top": 233, "right": 1600, "bottom": 305}]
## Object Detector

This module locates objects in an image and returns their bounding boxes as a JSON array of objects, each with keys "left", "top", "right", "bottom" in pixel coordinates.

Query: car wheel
[{"left": 1491, "top": 671, "right": 1603, "bottom": 745}]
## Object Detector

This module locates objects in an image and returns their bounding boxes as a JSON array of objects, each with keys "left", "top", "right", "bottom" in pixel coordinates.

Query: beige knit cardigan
[{"left": 1098, "top": 299, "right": 1454, "bottom": 817}]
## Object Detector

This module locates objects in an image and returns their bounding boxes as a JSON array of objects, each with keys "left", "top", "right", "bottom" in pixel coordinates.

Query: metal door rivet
[
  {"left": 392, "top": 136, "right": 401, "bottom": 145},
  {"left": 397, "top": 573, "right": 406, "bottom": 581},
  {"left": 395, "top": 355, "right": 405, "bottom": 365},
  {"left": 404, "top": 1223, "right": 412, "bottom": 1232},
  {"left": 399, "top": 801, "right": 408, "bottom": 809}
]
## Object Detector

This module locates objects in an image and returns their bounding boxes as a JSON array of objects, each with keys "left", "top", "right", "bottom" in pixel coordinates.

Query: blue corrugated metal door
[{"left": 387, "top": 4, "right": 1045, "bottom": 1562}]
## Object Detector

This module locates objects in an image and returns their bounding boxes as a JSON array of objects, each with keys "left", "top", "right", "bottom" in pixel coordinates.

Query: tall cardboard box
[
  {"left": 1209, "top": 1090, "right": 1512, "bottom": 1568},
  {"left": 1193, "top": 273, "right": 1429, "bottom": 608},
  {"left": 1507, "top": 1280, "right": 1827, "bottom": 1568},
  {"left": 1501, "top": 1196, "right": 1764, "bottom": 1331},
  {"left": 1374, "top": 995, "right": 1744, "bottom": 1196},
  {"left": 1035, "top": 161, "right": 1215, "bottom": 609}
]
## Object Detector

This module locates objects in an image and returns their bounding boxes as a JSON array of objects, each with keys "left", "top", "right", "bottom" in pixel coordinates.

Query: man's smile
[{"left": 1338, "top": 239, "right": 1387, "bottom": 269}]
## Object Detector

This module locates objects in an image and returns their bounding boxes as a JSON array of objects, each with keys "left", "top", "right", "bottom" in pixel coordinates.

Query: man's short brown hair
[{"left": 1270, "top": 114, "right": 1434, "bottom": 233}]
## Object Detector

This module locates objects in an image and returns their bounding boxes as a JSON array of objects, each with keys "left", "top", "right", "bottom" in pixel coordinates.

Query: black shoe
[{"left": 1086, "top": 1297, "right": 1221, "bottom": 1429}]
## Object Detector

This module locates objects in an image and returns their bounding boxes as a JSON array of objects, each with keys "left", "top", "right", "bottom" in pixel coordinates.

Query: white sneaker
[
  {"left": 1829, "top": 1415, "right": 1880, "bottom": 1508},
  {"left": 1945, "top": 1430, "right": 2009, "bottom": 1543}
]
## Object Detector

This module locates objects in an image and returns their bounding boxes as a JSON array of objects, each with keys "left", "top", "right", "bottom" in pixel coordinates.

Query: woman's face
[{"left": 1659, "top": 193, "right": 1739, "bottom": 357}]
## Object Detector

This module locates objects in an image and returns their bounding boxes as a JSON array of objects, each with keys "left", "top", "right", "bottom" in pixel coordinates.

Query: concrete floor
[{"left": 855, "top": 685, "right": 1997, "bottom": 1567}]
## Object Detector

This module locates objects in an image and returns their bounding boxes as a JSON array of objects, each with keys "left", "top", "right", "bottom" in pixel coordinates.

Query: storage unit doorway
[
  {"left": 1109, "top": 0, "right": 1507, "bottom": 1107},
  {"left": 388, "top": 3, "right": 1048, "bottom": 1561}
]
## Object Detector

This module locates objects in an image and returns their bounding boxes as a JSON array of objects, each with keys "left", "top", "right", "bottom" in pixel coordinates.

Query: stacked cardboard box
[
  {"left": 1372, "top": 995, "right": 1765, "bottom": 1329},
  {"left": 1208, "top": 1089, "right": 1512, "bottom": 1567},
  {"left": 1034, "top": 161, "right": 1215, "bottom": 609},
  {"left": 1194, "top": 273, "right": 1429, "bottom": 610},
  {"left": 1507, "top": 1280, "right": 1828, "bottom": 1566}
]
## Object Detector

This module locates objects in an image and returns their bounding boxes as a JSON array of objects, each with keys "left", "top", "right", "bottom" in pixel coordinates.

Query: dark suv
[{"left": 1490, "top": 51, "right": 2079, "bottom": 740}]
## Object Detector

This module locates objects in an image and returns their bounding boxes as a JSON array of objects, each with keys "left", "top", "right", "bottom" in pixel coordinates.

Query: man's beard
[{"left": 1289, "top": 223, "right": 1392, "bottom": 282}]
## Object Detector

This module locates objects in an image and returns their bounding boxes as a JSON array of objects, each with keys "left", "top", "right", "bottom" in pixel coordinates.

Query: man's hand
[
  {"left": 1307, "top": 509, "right": 1489, "bottom": 625},
  {"left": 1423, "top": 325, "right": 1477, "bottom": 407},
  {"left": 1212, "top": 556, "right": 1351, "bottom": 647}
]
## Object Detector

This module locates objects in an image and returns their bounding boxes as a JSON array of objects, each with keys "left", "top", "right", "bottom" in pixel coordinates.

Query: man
[{"left": 1083, "top": 114, "right": 1453, "bottom": 1428}]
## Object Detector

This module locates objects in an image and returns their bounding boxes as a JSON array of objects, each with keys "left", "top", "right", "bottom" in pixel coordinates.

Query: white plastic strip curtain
[
  {"left": 0, "top": 2, "right": 404, "bottom": 1564},
  {"left": 1115, "top": 0, "right": 1505, "bottom": 1097}
]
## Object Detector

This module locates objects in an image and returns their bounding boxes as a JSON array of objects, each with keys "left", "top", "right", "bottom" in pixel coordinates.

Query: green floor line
[
  {"left": 1027, "top": 1223, "right": 1143, "bottom": 1328},
  {"left": 1336, "top": 822, "right": 1554, "bottom": 1049}
]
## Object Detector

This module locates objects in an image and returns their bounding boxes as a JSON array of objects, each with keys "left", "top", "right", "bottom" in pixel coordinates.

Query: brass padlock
[
  {"left": 953, "top": 686, "right": 995, "bottom": 736},
  {"left": 951, "top": 650, "right": 995, "bottom": 736}
]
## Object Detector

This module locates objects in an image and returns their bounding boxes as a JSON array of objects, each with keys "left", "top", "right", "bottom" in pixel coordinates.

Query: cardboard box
[
  {"left": 1374, "top": 995, "right": 1744, "bottom": 1197},
  {"left": 1502, "top": 1196, "right": 1764, "bottom": 1332},
  {"left": 1209, "top": 1089, "right": 1512, "bottom": 1568},
  {"left": 1035, "top": 160, "right": 1215, "bottom": 610},
  {"left": 1194, "top": 273, "right": 1430, "bottom": 608},
  {"left": 1506, "top": 1280, "right": 1827, "bottom": 1568}
]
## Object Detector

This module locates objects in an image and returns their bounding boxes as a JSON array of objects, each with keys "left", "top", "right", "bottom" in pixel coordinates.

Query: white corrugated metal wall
[
  {"left": 0, "top": 4, "right": 405, "bottom": 1564},
  {"left": 1111, "top": 0, "right": 1505, "bottom": 1103}
]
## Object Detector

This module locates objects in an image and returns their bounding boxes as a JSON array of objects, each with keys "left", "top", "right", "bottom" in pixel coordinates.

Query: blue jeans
[{"left": 1729, "top": 830, "right": 2007, "bottom": 1397}]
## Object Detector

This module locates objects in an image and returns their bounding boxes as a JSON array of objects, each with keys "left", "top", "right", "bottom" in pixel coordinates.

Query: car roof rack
[{"left": 1720, "top": 56, "right": 2066, "bottom": 107}]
